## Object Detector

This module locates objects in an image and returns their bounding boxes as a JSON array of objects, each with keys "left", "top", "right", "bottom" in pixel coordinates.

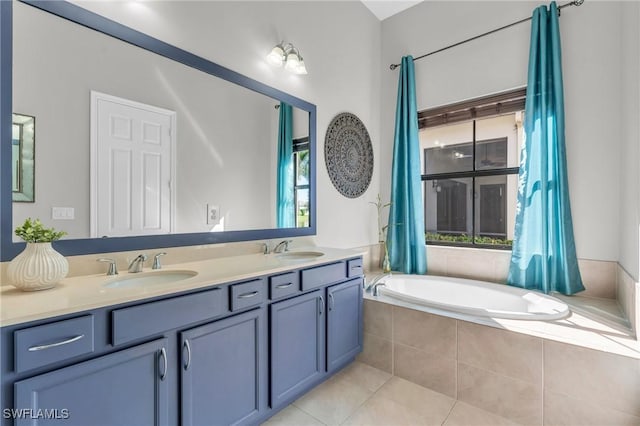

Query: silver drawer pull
[
  {"left": 28, "top": 334, "right": 85, "bottom": 352},
  {"left": 275, "top": 283, "right": 293, "bottom": 289},
  {"left": 238, "top": 291, "right": 259, "bottom": 299}
]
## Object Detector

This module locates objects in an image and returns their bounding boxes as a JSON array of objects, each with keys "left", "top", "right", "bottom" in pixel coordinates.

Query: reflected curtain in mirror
[
  {"left": 276, "top": 102, "right": 294, "bottom": 228},
  {"left": 12, "top": 113, "right": 35, "bottom": 202},
  {"left": 507, "top": 2, "right": 584, "bottom": 295}
]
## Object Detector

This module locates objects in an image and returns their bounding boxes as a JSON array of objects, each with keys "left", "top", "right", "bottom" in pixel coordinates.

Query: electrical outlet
[{"left": 206, "top": 204, "right": 220, "bottom": 225}]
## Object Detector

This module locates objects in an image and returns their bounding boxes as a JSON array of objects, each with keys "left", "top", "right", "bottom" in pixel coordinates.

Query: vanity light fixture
[{"left": 267, "top": 41, "right": 308, "bottom": 75}]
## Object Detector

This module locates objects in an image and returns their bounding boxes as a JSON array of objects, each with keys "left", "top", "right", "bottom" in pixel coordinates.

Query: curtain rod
[{"left": 389, "top": 0, "right": 584, "bottom": 70}]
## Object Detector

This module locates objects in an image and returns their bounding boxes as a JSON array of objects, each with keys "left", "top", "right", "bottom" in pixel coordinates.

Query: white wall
[
  {"left": 619, "top": 1, "right": 640, "bottom": 280},
  {"left": 381, "top": 1, "right": 624, "bottom": 262},
  {"left": 69, "top": 0, "right": 382, "bottom": 249}
]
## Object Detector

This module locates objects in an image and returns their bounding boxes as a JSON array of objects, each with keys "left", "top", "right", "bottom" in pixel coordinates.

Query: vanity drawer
[
  {"left": 347, "top": 258, "right": 363, "bottom": 277},
  {"left": 230, "top": 279, "right": 266, "bottom": 311},
  {"left": 112, "top": 287, "right": 228, "bottom": 346},
  {"left": 301, "top": 262, "right": 346, "bottom": 291},
  {"left": 269, "top": 272, "right": 300, "bottom": 300},
  {"left": 14, "top": 315, "right": 95, "bottom": 373}
]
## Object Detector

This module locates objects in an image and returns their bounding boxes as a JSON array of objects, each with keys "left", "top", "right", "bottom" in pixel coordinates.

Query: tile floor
[{"left": 262, "top": 362, "right": 518, "bottom": 426}]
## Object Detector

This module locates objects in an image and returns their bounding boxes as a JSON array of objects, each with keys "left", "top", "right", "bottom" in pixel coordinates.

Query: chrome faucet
[
  {"left": 366, "top": 273, "right": 391, "bottom": 296},
  {"left": 273, "top": 240, "right": 292, "bottom": 253},
  {"left": 152, "top": 252, "right": 167, "bottom": 270},
  {"left": 97, "top": 258, "right": 118, "bottom": 276},
  {"left": 128, "top": 254, "right": 148, "bottom": 273}
]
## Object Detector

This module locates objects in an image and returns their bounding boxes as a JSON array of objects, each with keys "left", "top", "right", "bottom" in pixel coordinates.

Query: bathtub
[{"left": 374, "top": 274, "right": 570, "bottom": 320}]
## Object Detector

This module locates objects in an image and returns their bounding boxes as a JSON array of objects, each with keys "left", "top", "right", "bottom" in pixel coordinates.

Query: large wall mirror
[{"left": 0, "top": 0, "right": 316, "bottom": 261}]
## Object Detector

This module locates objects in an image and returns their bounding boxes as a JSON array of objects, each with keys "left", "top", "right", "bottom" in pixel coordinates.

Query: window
[
  {"left": 419, "top": 88, "right": 525, "bottom": 248},
  {"left": 293, "top": 137, "right": 310, "bottom": 227}
]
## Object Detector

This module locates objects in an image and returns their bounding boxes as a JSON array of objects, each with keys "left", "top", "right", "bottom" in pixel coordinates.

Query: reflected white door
[{"left": 91, "top": 91, "right": 176, "bottom": 238}]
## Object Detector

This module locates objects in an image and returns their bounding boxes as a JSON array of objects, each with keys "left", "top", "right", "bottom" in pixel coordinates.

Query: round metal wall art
[{"left": 324, "top": 112, "right": 374, "bottom": 199}]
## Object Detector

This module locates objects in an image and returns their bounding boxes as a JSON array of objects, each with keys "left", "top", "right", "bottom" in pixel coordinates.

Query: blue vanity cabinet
[
  {"left": 180, "top": 307, "right": 267, "bottom": 426},
  {"left": 326, "top": 278, "right": 363, "bottom": 373},
  {"left": 13, "top": 338, "right": 169, "bottom": 426},
  {"left": 270, "top": 289, "right": 326, "bottom": 409}
]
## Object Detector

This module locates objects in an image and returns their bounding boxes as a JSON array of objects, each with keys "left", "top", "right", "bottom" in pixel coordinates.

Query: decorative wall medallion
[{"left": 324, "top": 112, "right": 373, "bottom": 198}]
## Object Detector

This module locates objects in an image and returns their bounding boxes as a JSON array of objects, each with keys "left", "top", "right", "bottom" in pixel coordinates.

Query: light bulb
[{"left": 266, "top": 45, "right": 285, "bottom": 67}]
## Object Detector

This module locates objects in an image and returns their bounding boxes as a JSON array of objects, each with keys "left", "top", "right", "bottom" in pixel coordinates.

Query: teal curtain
[
  {"left": 387, "top": 56, "right": 427, "bottom": 275},
  {"left": 507, "top": 2, "right": 584, "bottom": 295},
  {"left": 276, "top": 102, "right": 295, "bottom": 228}
]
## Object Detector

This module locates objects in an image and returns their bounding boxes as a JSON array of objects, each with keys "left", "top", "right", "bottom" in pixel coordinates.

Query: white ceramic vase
[{"left": 8, "top": 242, "right": 69, "bottom": 291}]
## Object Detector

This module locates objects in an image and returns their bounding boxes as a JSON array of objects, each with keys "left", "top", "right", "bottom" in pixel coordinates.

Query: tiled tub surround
[{"left": 358, "top": 297, "right": 640, "bottom": 425}]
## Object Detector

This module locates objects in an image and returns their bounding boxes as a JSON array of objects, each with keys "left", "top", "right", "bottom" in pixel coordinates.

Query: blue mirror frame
[{"left": 0, "top": 0, "right": 317, "bottom": 261}]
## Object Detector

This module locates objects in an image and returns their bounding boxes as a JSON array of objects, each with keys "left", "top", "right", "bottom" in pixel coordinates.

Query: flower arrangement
[{"left": 14, "top": 218, "right": 67, "bottom": 243}]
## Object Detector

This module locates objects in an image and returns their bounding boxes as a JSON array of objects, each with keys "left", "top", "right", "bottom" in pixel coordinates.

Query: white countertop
[{"left": 0, "top": 247, "right": 363, "bottom": 327}]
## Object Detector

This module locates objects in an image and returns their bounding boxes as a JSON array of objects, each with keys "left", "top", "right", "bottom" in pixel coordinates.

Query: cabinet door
[
  {"left": 270, "top": 289, "right": 325, "bottom": 409},
  {"left": 180, "top": 307, "right": 266, "bottom": 426},
  {"left": 327, "top": 278, "right": 363, "bottom": 372},
  {"left": 14, "top": 338, "right": 169, "bottom": 426}
]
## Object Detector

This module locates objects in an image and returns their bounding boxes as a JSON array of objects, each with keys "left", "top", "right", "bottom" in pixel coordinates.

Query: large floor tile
[
  {"left": 293, "top": 375, "right": 372, "bottom": 425},
  {"left": 443, "top": 401, "right": 519, "bottom": 426},
  {"left": 334, "top": 361, "right": 391, "bottom": 393},
  {"left": 375, "top": 376, "right": 455, "bottom": 423},
  {"left": 261, "top": 405, "right": 325, "bottom": 426},
  {"left": 342, "top": 393, "right": 434, "bottom": 426}
]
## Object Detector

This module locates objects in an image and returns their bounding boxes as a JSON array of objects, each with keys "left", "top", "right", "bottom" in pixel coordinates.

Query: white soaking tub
[{"left": 374, "top": 274, "right": 570, "bottom": 320}]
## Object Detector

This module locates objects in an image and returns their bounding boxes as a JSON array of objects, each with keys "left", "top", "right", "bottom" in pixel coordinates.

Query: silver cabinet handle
[
  {"left": 28, "top": 334, "right": 84, "bottom": 352},
  {"left": 183, "top": 339, "right": 191, "bottom": 371},
  {"left": 319, "top": 296, "right": 324, "bottom": 315},
  {"left": 329, "top": 293, "right": 334, "bottom": 311},
  {"left": 159, "top": 348, "right": 167, "bottom": 381},
  {"left": 275, "top": 282, "right": 293, "bottom": 289},
  {"left": 238, "top": 291, "right": 259, "bottom": 299}
]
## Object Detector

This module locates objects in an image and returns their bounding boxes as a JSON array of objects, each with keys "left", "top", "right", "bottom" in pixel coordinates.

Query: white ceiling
[{"left": 361, "top": 0, "right": 424, "bottom": 21}]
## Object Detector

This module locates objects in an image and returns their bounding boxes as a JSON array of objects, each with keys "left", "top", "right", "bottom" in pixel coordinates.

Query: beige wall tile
[
  {"left": 426, "top": 246, "right": 448, "bottom": 276},
  {"left": 457, "top": 363, "right": 542, "bottom": 425},
  {"left": 293, "top": 375, "right": 372, "bottom": 425},
  {"left": 394, "top": 343, "right": 456, "bottom": 398},
  {"left": 617, "top": 265, "right": 638, "bottom": 336},
  {"left": 356, "top": 333, "right": 392, "bottom": 373},
  {"left": 544, "top": 341, "right": 640, "bottom": 416},
  {"left": 446, "top": 253, "right": 496, "bottom": 282},
  {"left": 458, "top": 321, "right": 542, "bottom": 384},
  {"left": 579, "top": 259, "right": 616, "bottom": 299},
  {"left": 544, "top": 390, "right": 640, "bottom": 426},
  {"left": 444, "top": 401, "right": 519, "bottom": 426},
  {"left": 363, "top": 299, "right": 392, "bottom": 339},
  {"left": 375, "top": 377, "right": 455, "bottom": 424},
  {"left": 393, "top": 306, "right": 456, "bottom": 358}
]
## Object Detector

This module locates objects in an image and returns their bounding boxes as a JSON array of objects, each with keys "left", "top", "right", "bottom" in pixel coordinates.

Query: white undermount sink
[
  {"left": 276, "top": 251, "right": 325, "bottom": 261},
  {"left": 103, "top": 270, "right": 198, "bottom": 289}
]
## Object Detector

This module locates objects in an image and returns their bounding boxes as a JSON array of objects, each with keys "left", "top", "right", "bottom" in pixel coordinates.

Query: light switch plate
[{"left": 52, "top": 207, "right": 75, "bottom": 220}]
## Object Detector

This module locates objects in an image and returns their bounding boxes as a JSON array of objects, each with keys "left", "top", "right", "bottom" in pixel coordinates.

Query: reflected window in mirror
[
  {"left": 12, "top": 113, "right": 35, "bottom": 203},
  {"left": 293, "top": 137, "right": 310, "bottom": 228}
]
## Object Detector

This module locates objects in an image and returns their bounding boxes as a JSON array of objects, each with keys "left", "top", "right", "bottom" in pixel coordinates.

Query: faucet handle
[
  {"left": 152, "top": 252, "right": 167, "bottom": 270},
  {"left": 97, "top": 258, "right": 118, "bottom": 275},
  {"left": 262, "top": 242, "right": 271, "bottom": 254}
]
